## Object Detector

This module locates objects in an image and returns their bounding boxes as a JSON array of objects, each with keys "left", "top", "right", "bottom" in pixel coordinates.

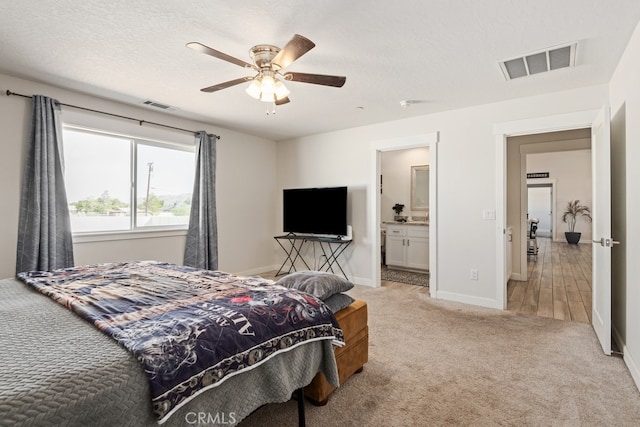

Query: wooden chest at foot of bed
[{"left": 305, "top": 299, "right": 369, "bottom": 405}]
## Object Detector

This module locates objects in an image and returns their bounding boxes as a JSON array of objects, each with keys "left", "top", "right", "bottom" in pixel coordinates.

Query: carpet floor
[{"left": 239, "top": 282, "right": 640, "bottom": 426}]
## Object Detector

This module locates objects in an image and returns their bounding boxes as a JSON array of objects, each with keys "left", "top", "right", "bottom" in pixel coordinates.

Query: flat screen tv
[{"left": 283, "top": 186, "right": 348, "bottom": 236}]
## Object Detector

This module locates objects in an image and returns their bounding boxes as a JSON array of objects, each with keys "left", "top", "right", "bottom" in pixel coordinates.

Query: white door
[
  {"left": 528, "top": 185, "right": 552, "bottom": 237},
  {"left": 591, "top": 106, "right": 614, "bottom": 355}
]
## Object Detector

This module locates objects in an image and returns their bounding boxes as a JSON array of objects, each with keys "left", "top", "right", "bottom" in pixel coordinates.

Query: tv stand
[{"left": 274, "top": 234, "right": 352, "bottom": 280}]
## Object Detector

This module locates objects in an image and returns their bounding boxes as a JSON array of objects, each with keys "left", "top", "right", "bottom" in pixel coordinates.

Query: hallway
[{"left": 507, "top": 237, "right": 592, "bottom": 323}]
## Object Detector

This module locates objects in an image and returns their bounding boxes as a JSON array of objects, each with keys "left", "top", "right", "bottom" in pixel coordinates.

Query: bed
[{"left": 0, "top": 261, "right": 345, "bottom": 426}]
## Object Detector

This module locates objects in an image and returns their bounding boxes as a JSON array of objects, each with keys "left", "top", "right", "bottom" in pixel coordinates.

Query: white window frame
[{"left": 61, "top": 109, "right": 196, "bottom": 243}]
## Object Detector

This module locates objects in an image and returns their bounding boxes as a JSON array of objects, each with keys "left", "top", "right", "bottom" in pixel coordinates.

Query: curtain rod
[{"left": 5, "top": 90, "right": 220, "bottom": 140}]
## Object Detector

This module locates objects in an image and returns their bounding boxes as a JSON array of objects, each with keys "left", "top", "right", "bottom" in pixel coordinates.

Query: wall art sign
[{"left": 527, "top": 172, "right": 549, "bottom": 179}]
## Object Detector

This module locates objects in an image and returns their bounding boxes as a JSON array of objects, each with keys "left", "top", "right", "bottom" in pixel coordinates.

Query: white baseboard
[
  {"left": 613, "top": 325, "right": 640, "bottom": 392},
  {"left": 352, "top": 275, "right": 375, "bottom": 287},
  {"left": 625, "top": 346, "right": 640, "bottom": 392},
  {"left": 612, "top": 324, "right": 624, "bottom": 355},
  {"left": 510, "top": 272, "right": 525, "bottom": 281},
  {"left": 433, "top": 290, "right": 501, "bottom": 310},
  {"left": 237, "top": 264, "right": 281, "bottom": 276}
]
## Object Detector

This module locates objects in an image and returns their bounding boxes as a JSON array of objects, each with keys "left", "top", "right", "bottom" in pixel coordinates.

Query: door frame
[
  {"left": 495, "top": 110, "right": 599, "bottom": 309},
  {"left": 369, "top": 132, "right": 439, "bottom": 294}
]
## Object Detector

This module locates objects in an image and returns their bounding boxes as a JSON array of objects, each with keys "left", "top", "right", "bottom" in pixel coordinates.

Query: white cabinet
[
  {"left": 385, "top": 233, "right": 407, "bottom": 266},
  {"left": 385, "top": 224, "right": 429, "bottom": 271}
]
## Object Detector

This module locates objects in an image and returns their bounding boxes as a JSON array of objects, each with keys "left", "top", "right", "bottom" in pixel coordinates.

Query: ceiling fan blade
[
  {"left": 272, "top": 34, "right": 315, "bottom": 69},
  {"left": 275, "top": 96, "right": 290, "bottom": 106},
  {"left": 187, "top": 42, "right": 254, "bottom": 69},
  {"left": 201, "top": 76, "right": 254, "bottom": 93},
  {"left": 283, "top": 72, "right": 346, "bottom": 87}
]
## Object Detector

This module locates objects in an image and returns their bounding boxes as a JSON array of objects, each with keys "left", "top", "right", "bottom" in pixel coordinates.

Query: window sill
[{"left": 73, "top": 228, "right": 188, "bottom": 243}]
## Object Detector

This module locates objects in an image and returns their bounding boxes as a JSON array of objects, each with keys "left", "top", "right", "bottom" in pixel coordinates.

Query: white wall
[
  {"left": 0, "top": 73, "right": 278, "bottom": 278},
  {"left": 380, "top": 147, "right": 430, "bottom": 222},
  {"left": 277, "top": 84, "right": 608, "bottom": 305},
  {"left": 527, "top": 149, "right": 592, "bottom": 240},
  {"left": 609, "top": 19, "right": 640, "bottom": 391}
]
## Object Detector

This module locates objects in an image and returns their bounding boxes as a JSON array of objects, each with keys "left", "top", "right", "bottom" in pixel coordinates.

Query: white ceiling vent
[
  {"left": 142, "top": 100, "right": 177, "bottom": 111},
  {"left": 499, "top": 42, "right": 577, "bottom": 80}
]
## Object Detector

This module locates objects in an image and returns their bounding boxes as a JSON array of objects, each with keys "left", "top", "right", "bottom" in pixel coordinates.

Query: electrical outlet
[{"left": 470, "top": 269, "right": 479, "bottom": 280}]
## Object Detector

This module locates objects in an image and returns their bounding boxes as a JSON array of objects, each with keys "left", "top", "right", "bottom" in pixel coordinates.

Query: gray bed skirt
[{"left": 0, "top": 277, "right": 339, "bottom": 426}]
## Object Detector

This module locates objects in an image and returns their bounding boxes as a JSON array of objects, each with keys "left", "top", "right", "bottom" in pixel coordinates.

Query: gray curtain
[
  {"left": 184, "top": 131, "right": 218, "bottom": 270},
  {"left": 16, "top": 95, "right": 74, "bottom": 273}
]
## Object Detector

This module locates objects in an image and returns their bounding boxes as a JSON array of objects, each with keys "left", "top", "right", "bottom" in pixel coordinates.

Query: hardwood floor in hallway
[{"left": 507, "top": 237, "right": 592, "bottom": 323}]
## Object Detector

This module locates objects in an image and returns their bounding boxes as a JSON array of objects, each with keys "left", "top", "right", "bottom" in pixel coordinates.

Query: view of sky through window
[{"left": 62, "top": 128, "right": 195, "bottom": 232}]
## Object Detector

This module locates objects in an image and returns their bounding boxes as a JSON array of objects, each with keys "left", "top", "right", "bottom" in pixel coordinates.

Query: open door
[{"left": 591, "top": 106, "right": 616, "bottom": 355}]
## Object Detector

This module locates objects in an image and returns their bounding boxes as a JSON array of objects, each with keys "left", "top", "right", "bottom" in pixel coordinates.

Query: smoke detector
[
  {"left": 399, "top": 100, "right": 427, "bottom": 108},
  {"left": 499, "top": 42, "right": 577, "bottom": 80}
]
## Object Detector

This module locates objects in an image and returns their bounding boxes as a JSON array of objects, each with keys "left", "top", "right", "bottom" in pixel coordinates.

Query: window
[{"left": 62, "top": 127, "right": 195, "bottom": 234}]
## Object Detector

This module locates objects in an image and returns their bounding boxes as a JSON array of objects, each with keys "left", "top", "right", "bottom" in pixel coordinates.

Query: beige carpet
[{"left": 240, "top": 282, "right": 640, "bottom": 426}]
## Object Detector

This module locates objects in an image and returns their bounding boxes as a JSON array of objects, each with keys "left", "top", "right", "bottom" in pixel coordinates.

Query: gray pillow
[
  {"left": 323, "top": 293, "right": 355, "bottom": 313},
  {"left": 275, "top": 271, "right": 354, "bottom": 300}
]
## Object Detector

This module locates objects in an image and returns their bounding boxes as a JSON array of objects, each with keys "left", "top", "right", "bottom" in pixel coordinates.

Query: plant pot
[{"left": 565, "top": 232, "right": 582, "bottom": 244}]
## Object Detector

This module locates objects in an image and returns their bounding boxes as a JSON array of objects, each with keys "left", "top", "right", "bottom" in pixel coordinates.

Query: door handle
[{"left": 593, "top": 238, "right": 621, "bottom": 247}]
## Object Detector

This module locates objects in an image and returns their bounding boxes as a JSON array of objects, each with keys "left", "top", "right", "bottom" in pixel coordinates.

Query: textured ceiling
[{"left": 1, "top": 1, "right": 639, "bottom": 140}]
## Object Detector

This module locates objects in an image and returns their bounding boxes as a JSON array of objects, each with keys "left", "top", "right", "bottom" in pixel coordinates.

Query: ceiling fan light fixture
[
  {"left": 245, "top": 74, "right": 289, "bottom": 102},
  {"left": 259, "top": 74, "right": 276, "bottom": 102},
  {"left": 190, "top": 34, "right": 344, "bottom": 107},
  {"left": 274, "top": 80, "right": 290, "bottom": 100},
  {"left": 245, "top": 78, "right": 262, "bottom": 99}
]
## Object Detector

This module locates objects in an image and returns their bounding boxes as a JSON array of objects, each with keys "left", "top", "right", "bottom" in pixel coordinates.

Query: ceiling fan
[{"left": 186, "top": 34, "right": 346, "bottom": 107}]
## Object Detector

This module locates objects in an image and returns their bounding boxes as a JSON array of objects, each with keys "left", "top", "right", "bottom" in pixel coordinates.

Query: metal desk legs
[
  {"left": 275, "top": 237, "right": 311, "bottom": 276},
  {"left": 316, "top": 240, "right": 351, "bottom": 280}
]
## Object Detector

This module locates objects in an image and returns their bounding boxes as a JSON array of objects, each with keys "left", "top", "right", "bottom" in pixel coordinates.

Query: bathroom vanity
[{"left": 384, "top": 222, "right": 429, "bottom": 271}]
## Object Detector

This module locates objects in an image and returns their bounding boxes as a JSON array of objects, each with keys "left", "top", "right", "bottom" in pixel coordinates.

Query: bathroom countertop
[{"left": 382, "top": 221, "right": 429, "bottom": 226}]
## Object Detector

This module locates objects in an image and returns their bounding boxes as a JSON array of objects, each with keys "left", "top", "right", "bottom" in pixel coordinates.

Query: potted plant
[
  {"left": 561, "top": 200, "right": 592, "bottom": 244},
  {"left": 392, "top": 203, "right": 406, "bottom": 222}
]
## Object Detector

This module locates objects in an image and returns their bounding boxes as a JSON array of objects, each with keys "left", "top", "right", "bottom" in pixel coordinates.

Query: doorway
[
  {"left": 369, "top": 132, "right": 438, "bottom": 294},
  {"left": 379, "top": 147, "right": 430, "bottom": 289},
  {"left": 495, "top": 108, "right": 613, "bottom": 356},
  {"left": 515, "top": 132, "right": 592, "bottom": 281},
  {"left": 515, "top": 142, "right": 592, "bottom": 325},
  {"left": 527, "top": 184, "right": 553, "bottom": 238}
]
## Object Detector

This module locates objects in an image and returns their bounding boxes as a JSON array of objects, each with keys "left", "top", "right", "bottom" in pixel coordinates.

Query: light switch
[{"left": 483, "top": 210, "right": 496, "bottom": 220}]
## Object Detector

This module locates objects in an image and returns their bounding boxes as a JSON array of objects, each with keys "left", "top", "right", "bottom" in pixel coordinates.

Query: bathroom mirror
[{"left": 411, "top": 165, "right": 429, "bottom": 211}]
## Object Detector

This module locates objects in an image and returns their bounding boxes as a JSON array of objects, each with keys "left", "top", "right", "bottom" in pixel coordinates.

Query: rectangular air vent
[
  {"left": 499, "top": 42, "right": 576, "bottom": 80},
  {"left": 142, "top": 100, "right": 175, "bottom": 110}
]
